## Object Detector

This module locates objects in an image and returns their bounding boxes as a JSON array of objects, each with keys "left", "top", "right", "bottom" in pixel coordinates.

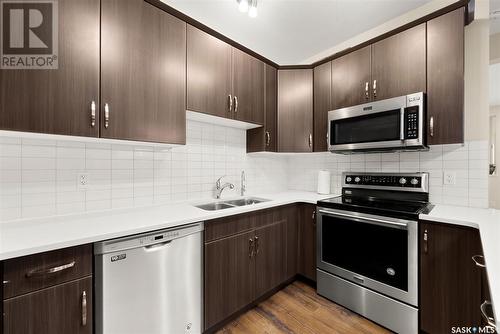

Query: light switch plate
[
  {"left": 443, "top": 171, "right": 456, "bottom": 185},
  {"left": 77, "top": 173, "right": 89, "bottom": 190}
]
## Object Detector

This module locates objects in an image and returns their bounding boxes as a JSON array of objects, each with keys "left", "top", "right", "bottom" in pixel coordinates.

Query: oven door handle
[{"left": 318, "top": 208, "right": 409, "bottom": 229}]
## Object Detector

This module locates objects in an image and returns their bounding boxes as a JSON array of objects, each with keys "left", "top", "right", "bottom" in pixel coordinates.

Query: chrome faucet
[
  {"left": 241, "top": 171, "right": 246, "bottom": 196},
  {"left": 215, "top": 176, "right": 234, "bottom": 199}
]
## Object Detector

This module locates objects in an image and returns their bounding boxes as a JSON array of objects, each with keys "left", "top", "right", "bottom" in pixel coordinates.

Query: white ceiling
[{"left": 162, "top": 0, "right": 434, "bottom": 64}]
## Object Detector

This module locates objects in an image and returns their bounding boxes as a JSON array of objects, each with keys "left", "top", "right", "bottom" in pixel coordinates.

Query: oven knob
[
  {"left": 346, "top": 177, "right": 352, "bottom": 182},
  {"left": 399, "top": 177, "right": 407, "bottom": 185},
  {"left": 411, "top": 178, "right": 419, "bottom": 185},
  {"left": 354, "top": 177, "right": 361, "bottom": 183}
]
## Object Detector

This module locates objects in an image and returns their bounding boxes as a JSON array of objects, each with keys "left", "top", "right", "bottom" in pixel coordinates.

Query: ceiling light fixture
[
  {"left": 238, "top": 0, "right": 249, "bottom": 13},
  {"left": 237, "top": 0, "right": 257, "bottom": 18},
  {"left": 248, "top": 0, "right": 258, "bottom": 18}
]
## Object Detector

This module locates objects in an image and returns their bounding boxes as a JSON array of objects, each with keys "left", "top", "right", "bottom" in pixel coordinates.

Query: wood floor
[{"left": 216, "top": 281, "right": 391, "bottom": 334}]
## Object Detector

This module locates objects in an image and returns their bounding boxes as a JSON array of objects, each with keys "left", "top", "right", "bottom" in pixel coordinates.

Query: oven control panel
[{"left": 344, "top": 174, "right": 422, "bottom": 188}]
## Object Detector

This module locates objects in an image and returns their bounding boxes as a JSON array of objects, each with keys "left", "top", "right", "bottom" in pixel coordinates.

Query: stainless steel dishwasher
[{"left": 94, "top": 222, "right": 203, "bottom": 334}]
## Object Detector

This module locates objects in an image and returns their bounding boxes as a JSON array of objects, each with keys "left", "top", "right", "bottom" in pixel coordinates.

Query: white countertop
[
  {"left": 0, "top": 191, "right": 333, "bottom": 261},
  {"left": 420, "top": 205, "right": 500, "bottom": 328}
]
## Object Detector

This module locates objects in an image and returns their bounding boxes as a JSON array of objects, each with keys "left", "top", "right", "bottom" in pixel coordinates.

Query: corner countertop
[
  {"left": 420, "top": 205, "right": 500, "bottom": 328},
  {"left": 0, "top": 191, "right": 334, "bottom": 261}
]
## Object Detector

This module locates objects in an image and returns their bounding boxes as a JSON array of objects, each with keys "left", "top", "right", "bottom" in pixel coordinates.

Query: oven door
[{"left": 317, "top": 207, "right": 418, "bottom": 306}]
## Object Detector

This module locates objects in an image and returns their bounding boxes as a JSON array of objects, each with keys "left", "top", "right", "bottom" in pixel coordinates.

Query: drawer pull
[
  {"left": 25, "top": 260, "right": 76, "bottom": 278},
  {"left": 480, "top": 300, "right": 496, "bottom": 329},
  {"left": 472, "top": 255, "right": 486, "bottom": 268},
  {"left": 255, "top": 236, "right": 260, "bottom": 255},
  {"left": 82, "top": 290, "right": 87, "bottom": 326}
]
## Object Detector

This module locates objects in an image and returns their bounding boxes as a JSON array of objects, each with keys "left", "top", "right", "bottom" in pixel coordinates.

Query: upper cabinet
[
  {"left": 187, "top": 25, "right": 233, "bottom": 119},
  {"left": 187, "top": 26, "right": 264, "bottom": 125},
  {"left": 232, "top": 48, "right": 265, "bottom": 124},
  {"left": 101, "top": 0, "right": 186, "bottom": 144},
  {"left": 371, "top": 23, "right": 426, "bottom": 101},
  {"left": 331, "top": 46, "right": 371, "bottom": 110},
  {"left": 247, "top": 64, "right": 277, "bottom": 152},
  {"left": 427, "top": 8, "right": 465, "bottom": 145},
  {"left": 313, "top": 61, "right": 332, "bottom": 152},
  {"left": 0, "top": 0, "right": 100, "bottom": 137},
  {"left": 278, "top": 69, "right": 314, "bottom": 153}
]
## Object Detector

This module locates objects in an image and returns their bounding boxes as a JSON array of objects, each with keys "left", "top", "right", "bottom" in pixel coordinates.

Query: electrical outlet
[
  {"left": 77, "top": 173, "right": 89, "bottom": 190},
  {"left": 443, "top": 171, "right": 456, "bottom": 185}
]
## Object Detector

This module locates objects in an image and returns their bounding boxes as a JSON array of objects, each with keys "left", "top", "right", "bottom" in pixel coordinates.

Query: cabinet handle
[
  {"left": 373, "top": 79, "right": 377, "bottom": 99},
  {"left": 234, "top": 96, "right": 238, "bottom": 113},
  {"left": 472, "top": 255, "right": 486, "bottom": 268},
  {"left": 365, "top": 81, "right": 369, "bottom": 99},
  {"left": 104, "top": 103, "right": 110, "bottom": 129},
  {"left": 309, "top": 134, "right": 313, "bottom": 148},
  {"left": 480, "top": 300, "right": 497, "bottom": 329},
  {"left": 3, "top": 280, "right": 10, "bottom": 285},
  {"left": 312, "top": 210, "right": 316, "bottom": 220},
  {"left": 228, "top": 94, "right": 233, "bottom": 112},
  {"left": 429, "top": 116, "right": 434, "bottom": 137},
  {"left": 255, "top": 236, "right": 260, "bottom": 255},
  {"left": 423, "top": 229, "right": 428, "bottom": 254},
  {"left": 265, "top": 131, "right": 271, "bottom": 146},
  {"left": 90, "top": 101, "right": 96, "bottom": 128},
  {"left": 26, "top": 260, "right": 75, "bottom": 278},
  {"left": 249, "top": 238, "right": 254, "bottom": 258},
  {"left": 81, "top": 290, "right": 87, "bottom": 326},
  {"left": 326, "top": 132, "right": 329, "bottom": 147}
]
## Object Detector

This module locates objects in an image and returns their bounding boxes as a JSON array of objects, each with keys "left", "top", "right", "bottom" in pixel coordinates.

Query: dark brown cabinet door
[
  {"left": 0, "top": 0, "right": 99, "bottom": 137},
  {"left": 420, "top": 221, "right": 482, "bottom": 333},
  {"left": 371, "top": 23, "right": 426, "bottom": 101},
  {"left": 246, "top": 64, "right": 277, "bottom": 152},
  {"left": 187, "top": 25, "right": 232, "bottom": 119},
  {"left": 3, "top": 277, "right": 92, "bottom": 334},
  {"left": 278, "top": 69, "right": 313, "bottom": 152},
  {"left": 313, "top": 62, "right": 332, "bottom": 152},
  {"left": 232, "top": 49, "right": 265, "bottom": 125},
  {"left": 282, "top": 205, "right": 298, "bottom": 279},
  {"left": 264, "top": 65, "right": 278, "bottom": 152},
  {"left": 204, "top": 231, "right": 255, "bottom": 330},
  {"left": 331, "top": 46, "right": 371, "bottom": 110},
  {"left": 427, "top": 8, "right": 465, "bottom": 145},
  {"left": 298, "top": 204, "right": 316, "bottom": 281},
  {"left": 100, "top": 0, "right": 186, "bottom": 144},
  {"left": 255, "top": 221, "right": 286, "bottom": 298}
]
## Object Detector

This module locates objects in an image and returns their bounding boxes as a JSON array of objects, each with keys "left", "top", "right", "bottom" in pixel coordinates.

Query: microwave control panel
[{"left": 404, "top": 106, "right": 419, "bottom": 139}]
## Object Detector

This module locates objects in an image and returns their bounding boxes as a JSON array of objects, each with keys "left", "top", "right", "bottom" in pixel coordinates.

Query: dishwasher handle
[{"left": 144, "top": 240, "right": 172, "bottom": 252}]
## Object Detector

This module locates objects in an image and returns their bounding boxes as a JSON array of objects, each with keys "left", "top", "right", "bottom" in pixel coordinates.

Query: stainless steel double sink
[{"left": 194, "top": 197, "right": 270, "bottom": 211}]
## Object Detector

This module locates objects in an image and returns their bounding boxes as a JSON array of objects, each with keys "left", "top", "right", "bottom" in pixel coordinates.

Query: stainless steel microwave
[{"left": 328, "top": 92, "right": 426, "bottom": 153}]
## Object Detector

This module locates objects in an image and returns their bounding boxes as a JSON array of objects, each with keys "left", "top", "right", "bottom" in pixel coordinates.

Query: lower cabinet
[
  {"left": 2, "top": 245, "right": 93, "bottom": 334},
  {"left": 298, "top": 204, "right": 317, "bottom": 282},
  {"left": 204, "top": 230, "right": 256, "bottom": 330},
  {"left": 204, "top": 205, "right": 297, "bottom": 331},
  {"left": 420, "top": 221, "right": 486, "bottom": 333},
  {"left": 3, "top": 277, "right": 92, "bottom": 334}
]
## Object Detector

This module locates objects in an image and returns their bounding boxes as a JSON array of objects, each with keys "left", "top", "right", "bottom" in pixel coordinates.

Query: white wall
[{"left": 0, "top": 121, "right": 288, "bottom": 221}]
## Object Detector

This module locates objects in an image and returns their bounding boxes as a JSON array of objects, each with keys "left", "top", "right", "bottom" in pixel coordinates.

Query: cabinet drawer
[
  {"left": 205, "top": 214, "right": 256, "bottom": 242},
  {"left": 3, "top": 277, "right": 92, "bottom": 334},
  {"left": 3, "top": 244, "right": 92, "bottom": 299}
]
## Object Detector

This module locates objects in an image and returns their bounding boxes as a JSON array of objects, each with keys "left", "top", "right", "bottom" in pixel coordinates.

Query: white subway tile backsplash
[
  {"left": 288, "top": 140, "right": 489, "bottom": 208},
  {"left": 0, "top": 122, "right": 489, "bottom": 222}
]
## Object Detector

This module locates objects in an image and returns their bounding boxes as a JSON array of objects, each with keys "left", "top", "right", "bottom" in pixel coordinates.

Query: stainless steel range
[{"left": 316, "top": 172, "right": 432, "bottom": 334}]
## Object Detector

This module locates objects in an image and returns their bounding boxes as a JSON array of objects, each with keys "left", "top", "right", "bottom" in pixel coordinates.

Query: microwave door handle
[
  {"left": 400, "top": 108, "right": 405, "bottom": 141},
  {"left": 318, "top": 209, "right": 408, "bottom": 229}
]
